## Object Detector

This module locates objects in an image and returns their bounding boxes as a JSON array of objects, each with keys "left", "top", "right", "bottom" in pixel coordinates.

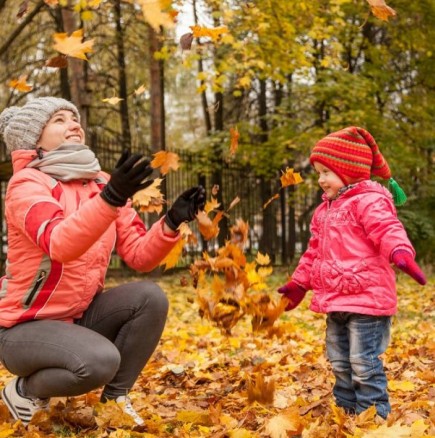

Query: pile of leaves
[{"left": 0, "top": 274, "right": 433, "bottom": 437}]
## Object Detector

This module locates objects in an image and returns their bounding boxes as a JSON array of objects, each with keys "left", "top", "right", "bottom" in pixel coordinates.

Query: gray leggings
[{"left": 0, "top": 280, "right": 168, "bottom": 400}]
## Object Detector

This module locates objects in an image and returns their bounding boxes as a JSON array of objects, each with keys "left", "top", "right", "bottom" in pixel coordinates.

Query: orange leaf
[
  {"left": 263, "top": 193, "right": 280, "bottom": 209},
  {"left": 280, "top": 167, "right": 303, "bottom": 187},
  {"left": 366, "top": 0, "right": 397, "bottom": 21},
  {"left": 229, "top": 126, "right": 239, "bottom": 155},
  {"left": 190, "top": 25, "right": 228, "bottom": 42},
  {"left": 8, "top": 75, "right": 32, "bottom": 92},
  {"left": 160, "top": 238, "right": 185, "bottom": 270},
  {"left": 151, "top": 151, "right": 180, "bottom": 175},
  {"left": 204, "top": 197, "right": 221, "bottom": 214},
  {"left": 227, "top": 196, "right": 240, "bottom": 212},
  {"left": 52, "top": 28, "right": 94, "bottom": 60}
]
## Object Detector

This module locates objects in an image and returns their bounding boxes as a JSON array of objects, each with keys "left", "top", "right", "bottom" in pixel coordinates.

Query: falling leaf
[
  {"left": 134, "top": 84, "right": 147, "bottom": 95},
  {"left": 180, "top": 32, "right": 194, "bottom": 50},
  {"left": 52, "top": 28, "right": 94, "bottom": 60},
  {"left": 366, "top": 0, "right": 397, "bottom": 21},
  {"left": 263, "top": 193, "right": 280, "bottom": 209},
  {"left": 190, "top": 25, "right": 229, "bottom": 42},
  {"left": 255, "top": 252, "right": 270, "bottom": 266},
  {"left": 160, "top": 238, "right": 185, "bottom": 270},
  {"left": 8, "top": 75, "right": 32, "bottom": 92},
  {"left": 229, "top": 126, "right": 239, "bottom": 155},
  {"left": 196, "top": 210, "right": 223, "bottom": 241},
  {"left": 17, "top": 1, "right": 29, "bottom": 18},
  {"left": 204, "top": 197, "right": 221, "bottom": 214},
  {"left": 102, "top": 96, "right": 123, "bottom": 105},
  {"left": 247, "top": 373, "right": 275, "bottom": 405},
  {"left": 45, "top": 55, "right": 68, "bottom": 68},
  {"left": 151, "top": 150, "right": 180, "bottom": 175},
  {"left": 227, "top": 196, "right": 240, "bottom": 212},
  {"left": 280, "top": 167, "right": 303, "bottom": 187},
  {"left": 136, "top": 0, "right": 175, "bottom": 32},
  {"left": 44, "top": 0, "right": 59, "bottom": 6},
  {"left": 132, "top": 178, "right": 165, "bottom": 214},
  {"left": 230, "top": 219, "right": 249, "bottom": 246},
  {"left": 211, "top": 184, "right": 220, "bottom": 196}
]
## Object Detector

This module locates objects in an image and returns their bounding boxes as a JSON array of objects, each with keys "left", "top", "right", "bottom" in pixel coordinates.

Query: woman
[{"left": 0, "top": 96, "right": 205, "bottom": 426}]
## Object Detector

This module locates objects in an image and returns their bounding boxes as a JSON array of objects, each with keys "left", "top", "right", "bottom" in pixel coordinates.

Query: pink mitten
[
  {"left": 277, "top": 281, "right": 307, "bottom": 311},
  {"left": 392, "top": 250, "right": 427, "bottom": 285}
]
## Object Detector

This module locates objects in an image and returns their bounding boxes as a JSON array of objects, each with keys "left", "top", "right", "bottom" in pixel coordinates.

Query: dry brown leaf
[
  {"left": 180, "top": 32, "right": 194, "bottom": 50},
  {"left": 52, "top": 28, "right": 94, "bottom": 60},
  {"left": 45, "top": 55, "right": 68, "bottom": 68},
  {"left": 247, "top": 373, "right": 275, "bottom": 405},
  {"left": 151, "top": 150, "right": 180, "bottom": 175}
]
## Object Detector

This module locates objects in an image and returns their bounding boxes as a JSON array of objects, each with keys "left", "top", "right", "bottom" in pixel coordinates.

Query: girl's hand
[
  {"left": 392, "top": 250, "right": 427, "bottom": 285},
  {"left": 277, "top": 281, "right": 307, "bottom": 311}
]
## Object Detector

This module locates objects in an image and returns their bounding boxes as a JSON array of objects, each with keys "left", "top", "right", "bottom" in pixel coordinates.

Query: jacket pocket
[
  {"left": 324, "top": 260, "right": 372, "bottom": 294},
  {"left": 23, "top": 270, "right": 46, "bottom": 308}
]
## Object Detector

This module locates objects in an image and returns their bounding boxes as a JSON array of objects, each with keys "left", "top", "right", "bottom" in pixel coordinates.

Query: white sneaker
[
  {"left": 1, "top": 377, "right": 49, "bottom": 425},
  {"left": 115, "top": 395, "right": 144, "bottom": 426}
]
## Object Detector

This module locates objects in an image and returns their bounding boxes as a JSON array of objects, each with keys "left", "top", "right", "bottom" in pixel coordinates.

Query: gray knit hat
[{"left": 0, "top": 97, "right": 80, "bottom": 152}]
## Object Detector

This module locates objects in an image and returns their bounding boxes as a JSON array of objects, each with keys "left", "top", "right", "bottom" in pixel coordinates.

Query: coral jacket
[
  {"left": 0, "top": 150, "right": 179, "bottom": 327},
  {"left": 292, "top": 180, "right": 415, "bottom": 316}
]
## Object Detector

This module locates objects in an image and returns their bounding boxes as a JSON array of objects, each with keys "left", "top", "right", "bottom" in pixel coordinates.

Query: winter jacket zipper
[{"left": 24, "top": 270, "right": 46, "bottom": 307}]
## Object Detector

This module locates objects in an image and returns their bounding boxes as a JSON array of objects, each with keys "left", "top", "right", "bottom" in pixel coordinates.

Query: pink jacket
[
  {"left": 0, "top": 150, "right": 180, "bottom": 327},
  {"left": 292, "top": 180, "right": 415, "bottom": 316}
]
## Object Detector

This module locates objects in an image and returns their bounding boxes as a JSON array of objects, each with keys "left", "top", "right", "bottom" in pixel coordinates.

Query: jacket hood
[
  {"left": 322, "top": 180, "right": 393, "bottom": 202},
  {"left": 11, "top": 149, "right": 40, "bottom": 173}
]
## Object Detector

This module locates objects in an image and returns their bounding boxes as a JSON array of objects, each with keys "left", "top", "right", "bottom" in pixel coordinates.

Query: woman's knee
[
  {"left": 136, "top": 281, "right": 169, "bottom": 316},
  {"left": 79, "top": 342, "right": 121, "bottom": 387}
]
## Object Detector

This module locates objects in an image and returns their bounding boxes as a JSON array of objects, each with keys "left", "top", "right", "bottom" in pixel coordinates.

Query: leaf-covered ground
[{"left": 0, "top": 270, "right": 433, "bottom": 437}]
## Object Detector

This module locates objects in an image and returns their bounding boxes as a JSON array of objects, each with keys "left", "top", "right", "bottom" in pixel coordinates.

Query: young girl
[
  {"left": 278, "top": 126, "right": 426, "bottom": 419},
  {"left": 0, "top": 97, "right": 205, "bottom": 426}
]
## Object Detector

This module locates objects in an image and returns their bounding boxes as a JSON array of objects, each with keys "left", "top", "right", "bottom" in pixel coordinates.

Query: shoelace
[{"left": 116, "top": 396, "right": 144, "bottom": 426}]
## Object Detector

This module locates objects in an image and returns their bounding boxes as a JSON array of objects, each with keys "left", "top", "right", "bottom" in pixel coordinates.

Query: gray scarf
[{"left": 27, "top": 144, "right": 101, "bottom": 182}]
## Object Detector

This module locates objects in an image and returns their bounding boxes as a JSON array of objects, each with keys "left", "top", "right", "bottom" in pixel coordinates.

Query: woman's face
[
  {"left": 36, "top": 110, "right": 85, "bottom": 151},
  {"left": 313, "top": 161, "right": 345, "bottom": 200}
]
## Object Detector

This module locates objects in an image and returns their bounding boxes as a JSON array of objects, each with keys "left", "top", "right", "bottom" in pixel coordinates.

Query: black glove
[
  {"left": 165, "top": 186, "right": 206, "bottom": 230},
  {"left": 101, "top": 149, "right": 153, "bottom": 207}
]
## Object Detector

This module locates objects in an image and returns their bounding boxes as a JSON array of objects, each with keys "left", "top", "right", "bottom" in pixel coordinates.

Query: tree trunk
[{"left": 114, "top": 0, "right": 131, "bottom": 150}]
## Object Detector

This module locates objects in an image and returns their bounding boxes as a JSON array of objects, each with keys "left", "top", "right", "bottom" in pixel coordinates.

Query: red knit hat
[{"left": 309, "top": 126, "right": 391, "bottom": 185}]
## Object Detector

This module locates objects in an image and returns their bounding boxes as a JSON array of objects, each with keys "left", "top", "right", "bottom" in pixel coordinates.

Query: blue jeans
[{"left": 326, "top": 312, "right": 391, "bottom": 419}]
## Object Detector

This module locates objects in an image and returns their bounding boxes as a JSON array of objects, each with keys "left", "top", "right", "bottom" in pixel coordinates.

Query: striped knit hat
[
  {"left": 310, "top": 126, "right": 407, "bottom": 206},
  {"left": 309, "top": 126, "right": 391, "bottom": 184}
]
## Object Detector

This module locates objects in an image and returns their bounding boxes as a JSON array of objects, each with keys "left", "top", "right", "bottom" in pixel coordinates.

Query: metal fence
[{"left": 0, "top": 135, "right": 320, "bottom": 270}]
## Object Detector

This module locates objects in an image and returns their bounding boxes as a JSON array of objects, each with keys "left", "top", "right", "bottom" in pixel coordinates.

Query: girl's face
[
  {"left": 36, "top": 110, "right": 85, "bottom": 151},
  {"left": 313, "top": 162, "right": 345, "bottom": 200}
]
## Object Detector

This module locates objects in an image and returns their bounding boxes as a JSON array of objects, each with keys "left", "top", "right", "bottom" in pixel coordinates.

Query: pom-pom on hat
[
  {"left": 0, "top": 97, "right": 80, "bottom": 152},
  {"left": 310, "top": 126, "right": 407, "bottom": 206}
]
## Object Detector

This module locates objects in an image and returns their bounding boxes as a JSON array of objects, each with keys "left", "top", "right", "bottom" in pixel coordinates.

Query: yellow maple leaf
[
  {"left": 52, "top": 28, "right": 94, "bottom": 60},
  {"left": 255, "top": 252, "right": 270, "bottom": 266},
  {"left": 8, "top": 75, "right": 32, "bottom": 92},
  {"left": 102, "top": 96, "right": 123, "bottom": 105},
  {"left": 388, "top": 380, "right": 415, "bottom": 392},
  {"left": 204, "top": 197, "right": 221, "bottom": 214},
  {"left": 160, "top": 238, "right": 185, "bottom": 270},
  {"left": 280, "top": 167, "right": 303, "bottom": 187},
  {"left": 151, "top": 150, "right": 180, "bottom": 175},
  {"left": 366, "top": 0, "right": 397, "bottom": 21},
  {"left": 137, "top": 0, "right": 175, "bottom": 32},
  {"left": 229, "top": 126, "right": 239, "bottom": 155},
  {"left": 132, "top": 178, "right": 165, "bottom": 214},
  {"left": 190, "top": 25, "right": 228, "bottom": 42}
]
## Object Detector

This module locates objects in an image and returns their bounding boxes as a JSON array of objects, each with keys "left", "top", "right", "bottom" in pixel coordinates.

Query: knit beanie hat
[
  {"left": 0, "top": 97, "right": 80, "bottom": 152},
  {"left": 310, "top": 126, "right": 407, "bottom": 206}
]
